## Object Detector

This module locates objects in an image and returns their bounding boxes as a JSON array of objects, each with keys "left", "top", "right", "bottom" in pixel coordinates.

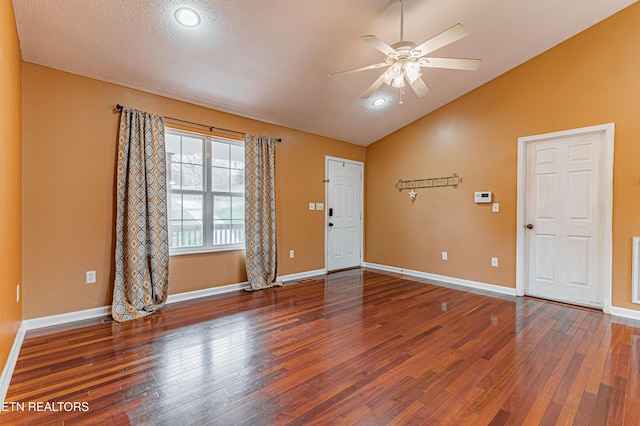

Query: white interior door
[
  {"left": 524, "top": 131, "right": 607, "bottom": 308},
  {"left": 326, "top": 158, "right": 363, "bottom": 271}
]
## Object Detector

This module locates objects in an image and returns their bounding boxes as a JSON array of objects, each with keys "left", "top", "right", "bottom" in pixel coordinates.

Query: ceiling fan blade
[
  {"left": 328, "top": 62, "right": 390, "bottom": 78},
  {"left": 360, "top": 74, "right": 386, "bottom": 99},
  {"left": 412, "top": 23, "right": 470, "bottom": 57},
  {"left": 361, "top": 35, "right": 397, "bottom": 56},
  {"left": 409, "top": 77, "right": 430, "bottom": 98},
  {"left": 419, "top": 58, "right": 482, "bottom": 71}
]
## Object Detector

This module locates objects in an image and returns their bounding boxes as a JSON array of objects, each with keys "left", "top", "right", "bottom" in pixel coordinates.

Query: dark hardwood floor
[{"left": 2, "top": 268, "right": 639, "bottom": 425}]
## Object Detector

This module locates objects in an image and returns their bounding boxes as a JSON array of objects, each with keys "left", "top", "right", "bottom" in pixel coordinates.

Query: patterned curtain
[
  {"left": 112, "top": 107, "right": 170, "bottom": 322},
  {"left": 245, "top": 134, "right": 282, "bottom": 290}
]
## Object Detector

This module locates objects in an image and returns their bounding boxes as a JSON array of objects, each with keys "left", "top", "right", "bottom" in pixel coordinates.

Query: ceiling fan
[{"left": 329, "top": 0, "right": 481, "bottom": 100}]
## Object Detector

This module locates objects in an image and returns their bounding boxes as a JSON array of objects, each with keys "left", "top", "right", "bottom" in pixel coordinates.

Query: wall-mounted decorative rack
[{"left": 395, "top": 173, "right": 463, "bottom": 192}]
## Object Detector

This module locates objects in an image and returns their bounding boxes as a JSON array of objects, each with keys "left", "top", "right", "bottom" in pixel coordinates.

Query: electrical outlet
[
  {"left": 16, "top": 284, "right": 20, "bottom": 303},
  {"left": 86, "top": 270, "right": 97, "bottom": 284},
  {"left": 289, "top": 250, "right": 295, "bottom": 259},
  {"left": 492, "top": 203, "right": 500, "bottom": 213},
  {"left": 442, "top": 251, "right": 448, "bottom": 261},
  {"left": 308, "top": 202, "right": 315, "bottom": 211},
  {"left": 491, "top": 257, "right": 499, "bottom": 267}
]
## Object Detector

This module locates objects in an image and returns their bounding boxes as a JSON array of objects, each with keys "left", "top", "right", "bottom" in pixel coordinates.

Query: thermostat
[{"left": 474, "top": 192, "right": 492, "bottom": 203}]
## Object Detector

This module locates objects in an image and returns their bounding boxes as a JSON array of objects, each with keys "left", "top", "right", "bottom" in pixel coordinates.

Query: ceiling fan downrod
[{"left": 400, "top": 0, "right": 405, "bottom": 42}]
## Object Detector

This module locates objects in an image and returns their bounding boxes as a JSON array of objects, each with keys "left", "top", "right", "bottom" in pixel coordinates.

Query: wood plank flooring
[{"left": 2, "top": 268, "right": 640, "bottom": 425}]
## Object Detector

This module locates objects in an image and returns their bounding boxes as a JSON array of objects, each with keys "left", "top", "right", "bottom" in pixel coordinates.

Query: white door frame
[
  {"left": 515, "top": 123, "right": 614, "bottom": 313},
  {"left": 325, "top": 156, "right": 365, "bottom": 272}
]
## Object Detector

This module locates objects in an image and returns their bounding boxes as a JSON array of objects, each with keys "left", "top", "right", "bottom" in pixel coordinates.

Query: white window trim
[
  {"left": 166, "top": 128, "right": 245, "bottom": 255},
  {"left": 169, "top": 245, "right": 245, "bottom": 256}
]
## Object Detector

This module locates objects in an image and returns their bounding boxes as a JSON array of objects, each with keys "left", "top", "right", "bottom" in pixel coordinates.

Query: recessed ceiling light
[
  {"left": 372, "top": 98, "right": 386, "bottom": 106},
  {"left": 175, "top": 7, "right": 200, "bottom": 27}
]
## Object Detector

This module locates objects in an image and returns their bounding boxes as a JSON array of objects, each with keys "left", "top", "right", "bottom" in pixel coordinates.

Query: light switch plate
[
  {"left": 308, "top": 202, "right": 315, "bottom": 211},
  {"left": 492, "top": 203, "right": 500, "bottom": 213},
  {"left": 315, "top": 203, "right": 324, "bottom": 211}
]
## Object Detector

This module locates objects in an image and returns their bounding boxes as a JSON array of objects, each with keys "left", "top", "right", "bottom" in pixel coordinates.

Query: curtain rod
[{"left": 115, "top": 104, "right": 281, "bottom": 142}]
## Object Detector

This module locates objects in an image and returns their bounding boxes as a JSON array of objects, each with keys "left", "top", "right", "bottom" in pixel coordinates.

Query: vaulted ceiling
[{"left": 12, "top": 0, "right": 637, "bottom": 145}]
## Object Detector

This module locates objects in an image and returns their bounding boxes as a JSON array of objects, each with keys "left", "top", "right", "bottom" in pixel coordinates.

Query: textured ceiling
[{"left": 12, "top": 0, "right": 637, "bottom": 146}]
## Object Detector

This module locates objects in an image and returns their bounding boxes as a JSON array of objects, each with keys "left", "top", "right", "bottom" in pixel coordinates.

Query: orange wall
[
  {"left": 0, "top": 1, "right": 23, "bottom": 371},
  {"left": 21, "top": 3, "right": 640, "bottom": 321},
  {"left": 22, "top": 63, "right": 365, "bottom": 319},
  {"left": 365, "top": 2, "right": 640, "bottom": 310}
]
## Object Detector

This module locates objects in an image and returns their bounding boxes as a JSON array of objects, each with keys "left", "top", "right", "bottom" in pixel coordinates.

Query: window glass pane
[
  {"left": 213, "top": 219, "right": 229, "bottom": 245},
  {"left": 230, "top": 144, "right": 244, "bottom": 169},
  {"left": 168, "top": 194, "right": 203, "bottom": 248},
  {"left": 211, "top": 167, "right": 230, "bottom": 192},
  {"left": 181, "top": 164, "right": 203, "bottom": 191},
  {"left": 182, "top": 194, "right": 203, "bottom": 220},
  {"left": 168, "top": 163, "right": 182, "bottom": 189},
  {"left": 169, "top": 221, "right": 182, "bottom": 248},
  {"left": 212, "top": 219, "right": 244, "bottom": 245},
  {"left": 230, "top": 169, "right": 244, "bottom": 193},
  {"left": 181, "top": 220, "right": 203, "bottom": 247},
  {"left": 169, "top": 193, "right": 183, "bottom": 219},
  {"left": 211, "top": 141, "right": 229, "bottom": 167},
  {"left": 231, "top": 196, "right": 245, "bottom": 220},
  {"left": 231, "top": 220, "right": 245, "bottom": 244},
  {"left": 182, "top": 136, "right": 203, "bottom": 164},
  {"left": 166, "top": 133, "right": 181, "bottom": 161},
  {"left": 212, "top": 219, "right": 229, "bottom": 245},
  {"left": 213, "top": 195, "right": 231, "bottom": 220}
]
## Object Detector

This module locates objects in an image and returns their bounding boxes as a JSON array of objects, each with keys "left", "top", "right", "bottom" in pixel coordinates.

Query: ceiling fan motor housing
[{"left": 390, "top": 41, "right": 418, "bottom": 56}]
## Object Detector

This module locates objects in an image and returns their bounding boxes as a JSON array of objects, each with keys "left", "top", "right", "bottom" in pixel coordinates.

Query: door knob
[
  {"left": 526, "top": 224, "right": 534, "bottom": 229},
  {"left": 328, "top": 222, "right": 334, "bottom": 227}
]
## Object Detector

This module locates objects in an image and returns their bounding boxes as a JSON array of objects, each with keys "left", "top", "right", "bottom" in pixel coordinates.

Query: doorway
[
  {"left": 516, "top": 124, "right": 614, "bottom": 311},
  {"left": 325, "top": 157, "right": 364, "bottom": 272}
]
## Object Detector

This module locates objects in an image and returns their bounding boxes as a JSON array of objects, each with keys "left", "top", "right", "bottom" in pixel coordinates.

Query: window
[{"left": 166, "top": 129, "right": 245, "bottom": 254}]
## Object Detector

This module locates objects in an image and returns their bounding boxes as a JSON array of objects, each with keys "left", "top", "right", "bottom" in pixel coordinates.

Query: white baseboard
[
  {"left": 364, "top": 262, "right": 640, "bottom": 320},
  {"left": 166, "top": 282, "right": 248, "bottom": 304},
  {"left": 363, "top": 262, "right": 517, "bottom": 297},
  {"left": 168, "top": 269, "right": 327, "bottom": 301},
  {"left": 279, "top": 269, "right": 326, "bottom": 283},
  {"left": 0, "top": 322, "right": 26, "bottom": 406},
  {"left": 23, "top": 306, "right": 111, "bottom": 331},
  {"left": 610, "top": 306, "right": 640, "bottom": 321},
  {"left": 21, "top": 269, "right": 327, "bottom": 332},
  {"left": 23, "top": 282, "right": 247, "bottom": 331}
]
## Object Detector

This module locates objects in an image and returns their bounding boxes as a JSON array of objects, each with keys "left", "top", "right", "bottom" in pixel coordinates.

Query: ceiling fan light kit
[{"left": 329, "top": 0, "right": 481, "bottom": 102}]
